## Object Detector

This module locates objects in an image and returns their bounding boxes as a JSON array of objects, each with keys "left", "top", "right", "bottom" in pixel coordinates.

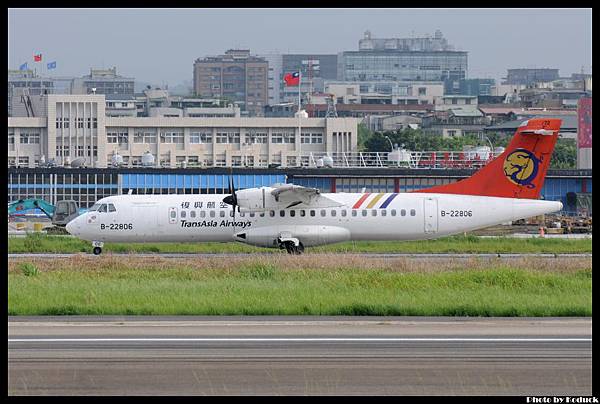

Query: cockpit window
[
  {"left": 108, "top": 204, "right": 116, "bottom": 212},
  {"left": 89, "top": 204, "right": 100, "bottom": 211},
  {"left": 98, "top": 204, "right": 108, "bottom": 213}
]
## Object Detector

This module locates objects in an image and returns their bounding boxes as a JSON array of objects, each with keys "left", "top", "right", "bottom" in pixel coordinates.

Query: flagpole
[{"left": 298, "top": 71, "right": 302, "bottom": 166}]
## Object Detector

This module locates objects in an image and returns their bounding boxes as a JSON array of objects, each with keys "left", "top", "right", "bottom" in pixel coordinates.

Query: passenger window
[
  {"left": 170, "top": 210, "right": 176, "bottom": 219},
  {"left": 371, "top": 210, "right": 377, "bottom": 216},
  {"left": 410, "top": 209, "right": 416, "bottom": 216},
  {"left": 401, "top": 209, "right": 406, "bottom": 216},
  {"left": 250, "top": 212, "right": 255, "bottom": 218},
  {"left": 200, "top": 211, "right": 206, "bottom": 218},
  {"left": 220, "top": 211, "right": 226, "bottom": 217},
  {"left": 290, "top": 210, "right": 296, "bottom": 217},
  {"left": 331, "top": 210, "right": 336, "bottom": 217},
  {"left": 270, "top": 210, "right": 275, "bottom": 217},
  {"left": 300, "top": 210, "right": 306, "bottom": 217},
  {"left": 391, "top": 209, "right": 396, "bottom": 216},
  {"left": 259, "top": 212, "right": 265, "bottom": 217},
  {"left": 230, "top": 211, "right": 234, "bottom": 217},
  {"left": 240, "top": 212, "right": 245, "bottom": 218},
  {"left": 362, "top": 210, "right": 367, "bottom": 217},
  {"left": 352, "top": 210, "right": 357, "bottom": 217},
  {"left": 341, "top": 210, "right": 347, "bottom": 217},
  {"left": 310, "top": 210, "right": 316, "bottom": 217},
  {"left": 320, "top": 210, "right": 326, "bottom": 217},
  {"left": 98, "top": 204, "right": 108, "bottom": 213},
  {"left": 190, "top": 211, "right": 196, "bottom": 218},
  {"left": 210, "top": 211, "right": 215, "bottom": 218},
  {"left": 280, "top": 210, "right": 285, "bottom": 217},
  {"left": 381, "top": 210, "right": 387, "bottom": 217},
  {"left": 108, "top": 204, "right": 116, "bottom": 212},
  {"left": 181, "top": 210, "right": 187, "bottom": 218}
]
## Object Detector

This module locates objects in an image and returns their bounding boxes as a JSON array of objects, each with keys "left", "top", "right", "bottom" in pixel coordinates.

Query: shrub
[{"left": 19, "top": 262, "right": 39, "bottom": 277}]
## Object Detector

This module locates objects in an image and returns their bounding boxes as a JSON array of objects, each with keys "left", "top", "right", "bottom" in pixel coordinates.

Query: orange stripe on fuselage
[
  {"left": 366, "top": 193, "right": 385, "bottom": 209},
  {"left": 352, "top": 193, "right": 371, "bottom": 209}
]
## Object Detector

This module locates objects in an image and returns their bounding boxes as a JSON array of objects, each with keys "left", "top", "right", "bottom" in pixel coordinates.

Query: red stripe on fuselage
[{"left": 352, "top": 193, "right": 371, "bottom": 209}]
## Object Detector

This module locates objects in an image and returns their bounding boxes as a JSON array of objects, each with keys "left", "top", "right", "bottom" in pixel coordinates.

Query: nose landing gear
[{"left": 92, "top": 241, "right": 104, "bottom": 255}]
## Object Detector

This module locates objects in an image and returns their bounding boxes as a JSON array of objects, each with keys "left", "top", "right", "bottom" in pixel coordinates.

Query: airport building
[{"left": 7, "top": 94, "right": 359, "bottom": 169}]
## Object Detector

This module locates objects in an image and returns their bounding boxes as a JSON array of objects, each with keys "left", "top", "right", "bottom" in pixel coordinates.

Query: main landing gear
[
  {"left": 278, "top": 238, "right": 305, "bottom": 255},
  {"left": 92, "top": 241, "right": 104, "bottom": 255}
]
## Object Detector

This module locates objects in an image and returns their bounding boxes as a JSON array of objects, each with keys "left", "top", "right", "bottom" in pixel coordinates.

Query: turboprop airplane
[{"left": 66, "top": 118, "right": 564, "bottom": 255}]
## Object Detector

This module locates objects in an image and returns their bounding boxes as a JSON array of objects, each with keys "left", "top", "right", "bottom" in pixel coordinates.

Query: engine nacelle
[
  {"left": 235, "top": 187, "right": 281, "bottom": 212},
  {"left": 233, "top": 225, "right": 351, "bottom": 248}
]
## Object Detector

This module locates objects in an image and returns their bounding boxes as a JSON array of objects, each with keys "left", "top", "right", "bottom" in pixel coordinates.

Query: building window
[
  {"left": 190, "top": 132, "right": 212, "bottom": 144},
  {"left": 19, "top": 132, "right": 41, "bottom": 144},
  {"left": 18, "top": 156, "right": 29, "bottom": 166},
  {"left": 418, "top": 87, "right": 427, "bottom": 96},
  {"left": 160, "top": 131, "right": 184, "bottom": 144},
  {"left": 216, "top": 133, "right": 228, "bottom": 143},
  {"left": 271, "top": 133, "right": 283, "bottom": 144}
]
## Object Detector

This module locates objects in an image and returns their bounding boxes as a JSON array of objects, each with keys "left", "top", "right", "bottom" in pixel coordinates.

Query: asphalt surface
[
  {"left": 7, "top": 253, "right": 593, "bottom": 259},
  {"left": 8, "top": 316, "right": 592, "bottom": 396}
]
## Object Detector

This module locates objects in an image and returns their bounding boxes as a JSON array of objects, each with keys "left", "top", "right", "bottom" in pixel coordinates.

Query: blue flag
[
  {"left": 47, "top": 61, "right": 56, "bottom": 70},
  {"left": 19, "top": 62, "right": 28, "bottom": 71}
]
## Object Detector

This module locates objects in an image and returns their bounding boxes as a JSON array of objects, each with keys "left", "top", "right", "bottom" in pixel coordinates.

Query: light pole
[{"left": 384, "top": 136, "right": 394, "bottom": 152}]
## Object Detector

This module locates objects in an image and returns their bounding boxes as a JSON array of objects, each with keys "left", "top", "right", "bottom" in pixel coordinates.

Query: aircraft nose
[{"left": 65, "top": 217, "right": 79, "bottom": 235}]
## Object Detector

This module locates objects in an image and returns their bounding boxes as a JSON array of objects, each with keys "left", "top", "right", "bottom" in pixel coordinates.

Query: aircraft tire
[{"left": 93, "top": 247, "right": 102, "bottom": 255}]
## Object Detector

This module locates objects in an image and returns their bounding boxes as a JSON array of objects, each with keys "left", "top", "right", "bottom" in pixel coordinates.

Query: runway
[
  {"left": 8, "top": 252, "right": 593, "bottom": 259},
  {"left": 8, "top": 316, "right": 592, "bottom": 395}
]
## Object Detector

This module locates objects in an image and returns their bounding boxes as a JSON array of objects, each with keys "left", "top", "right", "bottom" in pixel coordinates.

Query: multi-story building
[
  {"left": 338, "top": 31, "right": 468, "bottom": 85},
  {"left": 8, "top": 94, "right": 358, "bottom": 170},
  {"left": 71, "top": 67, "right": 135, "bottom": 96},
  {"left": 502, "top": 68, "right": 560, "bottom": 86},
  {"left": 260, "top": 53, "right": 338, "bottom": 107},
  {"left": 8, "top": 69, "right": 55, "bottom": 117},
  {"left": 193, "top": 49, "right": 268, "bottom": 117},
  {"left": 324, "top": 81, "right": 444, "bottom": 105},
  {"left": 445, "top": 78, "right": 495, "bottom": 96}
]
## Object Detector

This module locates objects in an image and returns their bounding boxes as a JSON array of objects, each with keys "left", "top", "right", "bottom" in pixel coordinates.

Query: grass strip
[
  {"left": 8, "top": 233, "right": 593, "bottom": 254},
  {"left": 8, "top": 260, "right": 591, "bottom": 316}
]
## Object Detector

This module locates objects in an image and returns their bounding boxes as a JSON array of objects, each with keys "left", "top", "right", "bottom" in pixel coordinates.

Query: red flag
[
  {"left": 34, "top": 54, "right": 42, "bottom": 62},
  {"left": 284, "top": 71, "right": 300, "bottom": 86}
]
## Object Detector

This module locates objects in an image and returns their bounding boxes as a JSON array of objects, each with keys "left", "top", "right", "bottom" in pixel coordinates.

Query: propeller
[{"left": 222, "top": 169, "right": 238, "bottom": 231}]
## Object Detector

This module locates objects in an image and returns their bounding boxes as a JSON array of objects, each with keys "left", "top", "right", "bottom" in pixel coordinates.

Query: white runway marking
[{"left": 8, "top": 338, "right": 592, "bottom": 343}]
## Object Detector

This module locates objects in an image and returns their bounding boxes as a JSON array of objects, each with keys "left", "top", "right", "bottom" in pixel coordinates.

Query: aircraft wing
[{"left": 270, "top": 184, "right": 343, "bottom": 209}]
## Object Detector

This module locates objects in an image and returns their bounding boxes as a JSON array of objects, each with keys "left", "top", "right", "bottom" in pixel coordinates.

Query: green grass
[
  {"left": 8, "top": 262, "right": 592, "bottom": 316},
  {"left": 8, "top": 233, "right": 593, "bottom": 254}
]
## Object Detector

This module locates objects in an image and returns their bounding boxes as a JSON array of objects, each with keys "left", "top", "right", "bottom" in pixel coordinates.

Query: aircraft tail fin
[{"left": 415, "top": 118, "right": 561, "bottom": 199}]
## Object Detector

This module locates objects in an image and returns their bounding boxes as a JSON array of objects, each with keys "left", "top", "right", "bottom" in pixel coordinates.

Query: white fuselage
[{"left": 66, "top": 192, "right": 563, "bottom": 248}]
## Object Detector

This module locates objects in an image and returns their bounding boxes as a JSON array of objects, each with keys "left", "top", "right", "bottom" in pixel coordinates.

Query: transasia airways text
[{"left": 180, "top": 220, "right": 252, "bottom": 229}]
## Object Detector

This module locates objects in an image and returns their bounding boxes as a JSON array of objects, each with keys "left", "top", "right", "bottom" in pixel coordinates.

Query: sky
[{"left": 8, "top": 8, "right": 592, "bottom": 86}]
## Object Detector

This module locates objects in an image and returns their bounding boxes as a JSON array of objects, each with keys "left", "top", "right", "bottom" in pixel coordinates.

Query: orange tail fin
[{"left": 415, "top": 118, "right": 561, "bottom": 199}]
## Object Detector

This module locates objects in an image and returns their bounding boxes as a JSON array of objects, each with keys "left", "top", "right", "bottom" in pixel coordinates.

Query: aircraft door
[
  {"left": 423, "top": 197, "right": 438, "bottom": 233},
  {"left": 168, "top": 207, "right": 177, "bottom": 224}
]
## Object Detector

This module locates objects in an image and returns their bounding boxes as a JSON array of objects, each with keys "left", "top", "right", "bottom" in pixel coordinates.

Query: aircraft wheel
[
  {"left": 297, "top": 243, "right": 305, "bottom": 254},
  {"left": 93, "top": 247, "right": 102, "bottom": 255}
]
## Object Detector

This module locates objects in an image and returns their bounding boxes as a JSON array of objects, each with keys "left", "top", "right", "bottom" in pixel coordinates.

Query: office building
[
  {"left": 503, "top": 68, "right": 560, "bottom": 86},
  {"left": 338, "top": 31, "right": 468, "bottom": 84},
  {"left": 71, "top": 67, "right": 135, "bottom": 96},
  {"left": 193, "top": 49, "right": 268, "bottom": 117}
]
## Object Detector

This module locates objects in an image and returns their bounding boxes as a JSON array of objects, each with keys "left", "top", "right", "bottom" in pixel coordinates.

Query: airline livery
[{"left": 66, "top": 118, "right": 564, "bottom": 255}]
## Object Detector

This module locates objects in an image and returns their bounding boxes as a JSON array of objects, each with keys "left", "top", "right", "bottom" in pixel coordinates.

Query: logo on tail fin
[{"left": 503, "top": 149, "right": 541, "bottom": 189}]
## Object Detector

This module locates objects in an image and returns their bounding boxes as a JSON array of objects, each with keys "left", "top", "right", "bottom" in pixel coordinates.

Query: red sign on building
[{"left": 578, "top": 97, "right": 592, "bottom": 148}]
